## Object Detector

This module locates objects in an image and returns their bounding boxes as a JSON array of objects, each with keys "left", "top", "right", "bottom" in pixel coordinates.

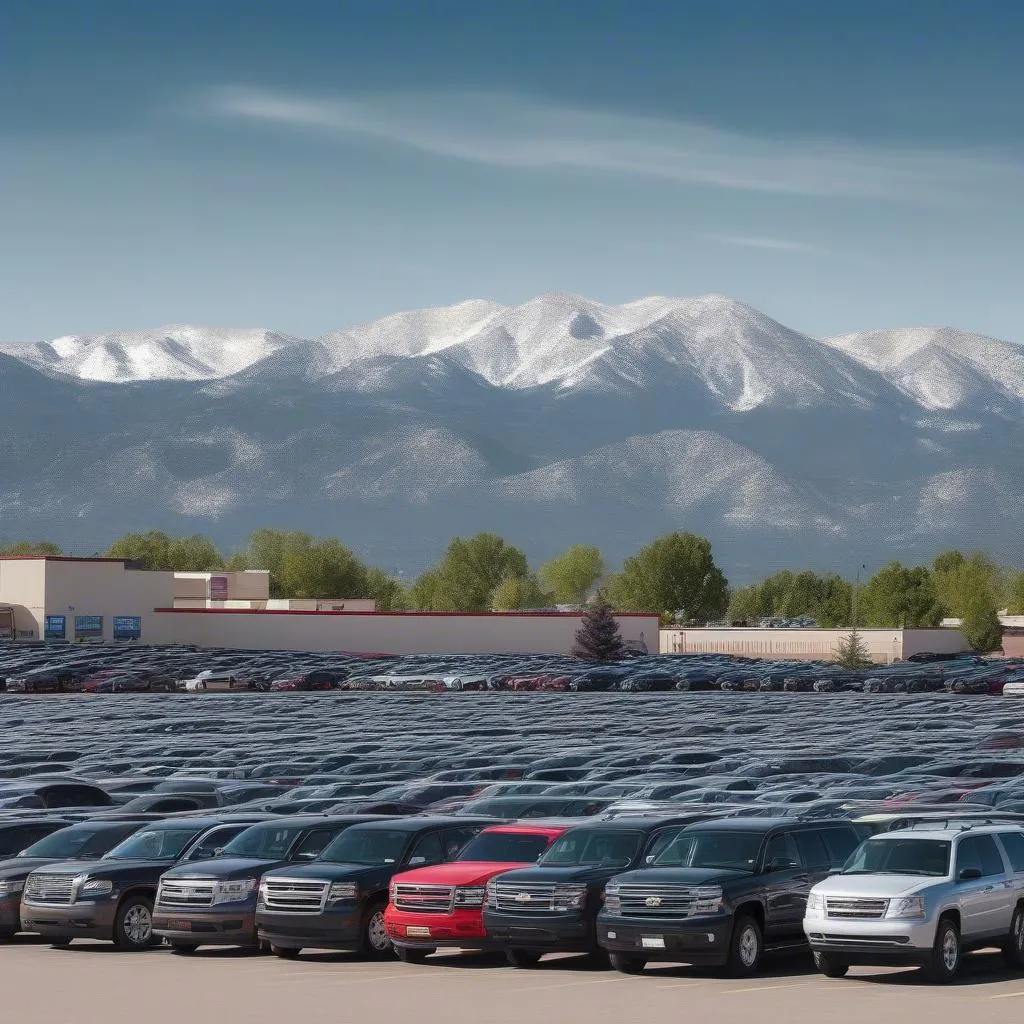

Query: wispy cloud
[
  {"left": 204, "top": 87, "right": 1020, "bottom": 202},
  {"left": 706, "top": 234, "right": 819, "bottom": 254}
]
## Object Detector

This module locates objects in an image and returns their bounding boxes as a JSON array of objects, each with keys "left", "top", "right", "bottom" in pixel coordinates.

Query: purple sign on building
[{"left": 209, "top": 576, "right": 229, "bottom": 600}]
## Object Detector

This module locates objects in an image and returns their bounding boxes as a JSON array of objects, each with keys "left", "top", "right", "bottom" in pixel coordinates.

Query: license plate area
[
  {"left": 406, "top": 926, "right": 432, "bottom": 938},
  {"left": 641, "top": 936, "right": 665, "bottom": 949},
  {"left": 164, "top": 920, "right": 192, "bottom": 931}
]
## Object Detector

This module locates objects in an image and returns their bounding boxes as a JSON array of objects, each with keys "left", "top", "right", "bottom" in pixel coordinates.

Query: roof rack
[{"left": 905, "top": 817, "right": 1021, "bottom": 831}]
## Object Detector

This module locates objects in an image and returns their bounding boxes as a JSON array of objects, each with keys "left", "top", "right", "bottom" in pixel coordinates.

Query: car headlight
[
  {"left": 0, "top": 880, "right": 25, "bottom": 897},
  {"left": 887, "top": 896, "right": 926, "bottom": 920},
  {"left": 484, "top": 880, "right": 497, "bottom": 907},
  {"left": 77, "top": 878, "right": 113, "bottom": 898},
  {"left": 213, "top": 878, "right": 257, "bottom": 905},
  {"left": 805, "top": 891, "right": 824, "bottom": 916},
  {"left": 328, "top": 882, "right": 359, "bottom": 902},
  {"left": 689, "top": 886, "right": 724, "bottom": 916},
  {"left": 552, "top": 884, "right": 588, "bottom": 911},
  {"left": 453, "top": 887, "right": 486, "bottom": 907},
  {"left": 602, "top": 883, "right": 621, "bottom": 913}
]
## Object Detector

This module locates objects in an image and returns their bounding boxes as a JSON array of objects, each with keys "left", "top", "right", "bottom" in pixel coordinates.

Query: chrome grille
[
  {"left": 260, "top": 878, "right": 329, "bottom": 914},
  {"left": 157, "top": 879, "right": 215, "bottom": 909},
  {"left": 825, "top": 897, "right": 890, "bottom": 920},
  {"left": 614, "top": 883, "right": 706, "bottom": 917},
  {"left": 24, "top": 873, "right": 77, "bottom": 905},
  {"left": 393, "top": 884, "right": 454, "bottom": 913},
  {"left": 493, "top": 882, "right": 556, "bottom": 913}
]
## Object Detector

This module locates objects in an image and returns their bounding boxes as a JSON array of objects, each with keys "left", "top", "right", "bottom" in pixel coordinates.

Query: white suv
[{"left": 803, "top": 823, "right": 1024, "bottom": 982}]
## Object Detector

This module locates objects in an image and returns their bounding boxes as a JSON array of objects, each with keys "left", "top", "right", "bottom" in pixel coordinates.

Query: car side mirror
[
  {"left": 409, "top": 856, "right": 427, "bottom": 866},
  {"left": 645, "top": 854, "right": 657, "bottom": 864},
  {"left": 958, "top": 867, "right": 982, "bottom": 882},
  {"left": 213, "top": 847, "right": 226, "bottom": 856}
]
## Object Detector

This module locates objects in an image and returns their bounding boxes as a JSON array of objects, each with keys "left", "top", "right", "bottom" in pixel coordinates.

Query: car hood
[
  {"left": 811, "top": 874, "right": 939, "bottom": 898},
  {"left": 264, "top": 862, "right": 390, "bottom": 883},
  {"left": 392, "top": 861, "right": 532, "bottom": 887},
  {"left": 32, "top": 858, "right": 176, "bottom": 878},
  {"left": 492, "top": 865, "right": 626, "bottom": 885},
  {"left": 161, "top": 857, "right": 279, "bottom": 880},
  {"left": 609, "top": 867, "right": 750, "bottom": 886},
  {"left": 0, "top": 858, "right": 56, "bottom": 879}
]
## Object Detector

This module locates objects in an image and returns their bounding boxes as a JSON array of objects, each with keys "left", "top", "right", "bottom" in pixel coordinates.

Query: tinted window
[
  {"left": 844, "top": 838, "right": 950, "bottom": 876},
  {"left": 21, "top": 826, "right": 133, "bottom": 859},
  {"left": 319, "top": 828, "right": 408, "bottom": 865},
  {"left": 542, "top": 830, "right": 643, "bottom": 867},
  {"left": 793, "top": 830, "right": 829, "bottom": 869},
  {"left": 186, "top": 826, "right": 249, "bottom": 861},
  {"left": 440, "top": 827, "right": 480, "bottom": 859},
  {"left": 820, "top": 827, "right": 861, "bottom": 866},
  {"left": 408, "top": 833, "right": 445, "bottom": 866},
  {"left": 222, "top": 824, "right": 304, "bottom": 859},
  {"left": 150, "top": 798, "right": 203, "bottom": 812},
  {"left": 763, "top": 833, "right": 801, "bottom": 870},
  {"left": 644, "top": 828, "right": 684, "bottom": 863},
  {"left": 957, "top": 835, "right": 1005, "bottom": 878},
  {"left": 0, "top": 826, "right": 59, "bottom": 856},
  {"left": 997, "top": 832, "right": 1024, "bottom": 873},
  {"left": 108, "top": 828, "right": 205, "bottom": 861},
  {"left": 657, "top": 831, "right": 763, "bottom": 871},
  {"left": 291, "top": 828, "right": 339, "bottom": 860}
]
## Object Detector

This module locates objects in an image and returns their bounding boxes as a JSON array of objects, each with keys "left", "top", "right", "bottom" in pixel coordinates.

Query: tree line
[{"left": 2, "top": 533, "right": 1020, "bottom": 643}]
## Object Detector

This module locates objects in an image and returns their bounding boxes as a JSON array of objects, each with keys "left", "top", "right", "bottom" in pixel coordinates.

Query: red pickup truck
[{"left": 384, "top": 823, "right": 569, "bottom": 962}]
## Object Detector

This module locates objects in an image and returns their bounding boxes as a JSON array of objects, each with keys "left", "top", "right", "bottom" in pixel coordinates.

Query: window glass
[
  {"left": 955, "top": 835, "right": 1005, "bottom": 877},
  {"left": 408, "top": 833, "right": 445, "bottom": 866},
  {"left": 0, "top": 826, "right": 56, "bottom": 856},
  {"left": 319, "top": 828, "right": 408, "bottom": 865},
  {"left": 541, "top": 830, "right": 643, "bottom": 867},
  {"left": 793, "top": 830, "right": 829, "bottom": 869},
  {"left": 439, "top": 827, "right": 479, "bottom": 860},
  {"left": 764, "top": 833, "right": 801, "bottom": 870},
  {"left": 186, "top": 826, "right": 247, "bottom": 861},
  {"left": 291, "top": 828, "right": 338, "bottom": 860},
  {"left": 997, "top": 832, "right": 1024, "bottom": 873},
  {"left": 644, "top": 828, "right": 684, "bottom": 862},
  {"left": 222, "top": 824, "right": 304, "bottom": 859},
  {"left": 108, "top": 828, "right": 205, "bottom": 861},
  {"left": 655, "top": 831, "right": 763, "bottom": 871},
  {"left": 820, "top": 827, "right": 861, "bottom": 866},
  {"left": 844, "top": 838, "right": 949, "bottom": 876}
]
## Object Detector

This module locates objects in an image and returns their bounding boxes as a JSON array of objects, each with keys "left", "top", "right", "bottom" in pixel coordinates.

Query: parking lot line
[
  {"left": 720, "top": 982, "right": 813, "bottom": 994},
  {"left": 989, "top": 989, "right": 1024, "bottom": 999}
]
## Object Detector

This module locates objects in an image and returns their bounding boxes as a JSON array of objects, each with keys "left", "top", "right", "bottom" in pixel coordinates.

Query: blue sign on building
[
  {"left": 112, "top": 616, "right": 142, "bottom": 640},
  {"left": 74, "top": 615, "right": 104, "bottom": 640},
  {"left": 44, "top": 615, "right": 66, "bottom": 640}
]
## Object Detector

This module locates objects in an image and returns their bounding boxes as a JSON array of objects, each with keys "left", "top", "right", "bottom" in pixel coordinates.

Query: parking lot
[{"left": 6, "top": 941, "right": 1024, "bottom": 1024}]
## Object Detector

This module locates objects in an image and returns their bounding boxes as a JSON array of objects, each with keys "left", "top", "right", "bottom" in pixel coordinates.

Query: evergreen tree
[
  {"left": 834, "top": 629, "right": 872, "bottom": 669},
  {"left": 572, "top": 601, "right": 626, "bottom": 661}
]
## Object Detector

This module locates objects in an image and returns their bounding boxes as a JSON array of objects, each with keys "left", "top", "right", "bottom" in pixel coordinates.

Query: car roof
[
  {"left": 880, "top": 824, "right": 1023, "bottom": 841},
  {"left": 341, "top": 816, "right": 498, "bottom": 833},
  {"left": 240, "top": 814, "right": 395, "bottom": 829},
  {"left": 482, "top": 823, "right": 570, "bottom": 837},
  {"left": 559, "top": 815, "right": 699, "bottom": 832},
  {"left": 682, "top": 816, "right": 850, "bottom": 833},
  {"left": 137, "top": 814, "right": 275, "bottom": 831}
]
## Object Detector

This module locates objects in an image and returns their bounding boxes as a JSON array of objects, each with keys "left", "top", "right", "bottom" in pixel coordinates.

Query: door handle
[{"left": 982, "top": 885, "right": 996, "bottom": 892}]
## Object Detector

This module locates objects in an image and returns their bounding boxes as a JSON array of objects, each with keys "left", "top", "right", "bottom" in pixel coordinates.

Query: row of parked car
[
  {"left": 3, "top": 642, "right": 1023, "bottom": 696},
  {"left": 4, "top": 803, "right": 1024, "bottom": 984}
]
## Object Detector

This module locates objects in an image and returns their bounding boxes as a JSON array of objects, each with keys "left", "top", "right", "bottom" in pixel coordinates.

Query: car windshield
[
  {"left": 21, "top": 828, "right": 105, "bottom": 859},
  {"left": 655, "top": 832, "right": 763, "bottom": 871},
  {"left": 540, "top": 830, "right": 642, "bottom": 867},
  {"left": 842, "top": 838, "right": 951, "bottom": 876},
  {"left": 221, "top": 824, "right": 304, "bottom": 859},
  {"left": 456, "top": 832, "right": 551, "bottom": 863},
  {"left": 106, "top": 828, "right": 203, "bottom": 861},
  {"left": 317, "top": 829, "right": 408, "bottom": 865}
]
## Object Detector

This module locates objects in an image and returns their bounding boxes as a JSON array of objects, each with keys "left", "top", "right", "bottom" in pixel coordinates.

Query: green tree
[
  {"left": 960, "top": 595, "right": 1004, "bottom": 653},
  {"left": 538, "top": 545, "right": 604, "bottom": 606},
  {"left": 1008, "top": 572, "right": 1024, "bottom": 615},
  {"left": 861, "top": 561, "right": 943, "bottom": 628},
  {"left": 491, "top": 575, "right": 552, "bottom": 611},
  {"left": 412, "top": 533, "right": 529, "bottom": 611},
  {"left": 365, "top": 567, "right": 410, "bottom": 611},
  {"left": 834, "top": 629, "right": 872, "bottom": 669},
  {"left": 0, "top": 540, "right": 63, "bottom": 556},
  {"left": 608, "top": 532, "right": 729, "bottom": 623},
  {"left": 932, "top": 550, "right": 1002, "bottom": 618},
  {"left": 727, "top": 583, "right": 768, "bottom": 624},
  {"left": 572, "top": 601, "right": 626, "bottom": 661},
  {"left": 105, "top": 531, "right": 223, "bottom": 571}
]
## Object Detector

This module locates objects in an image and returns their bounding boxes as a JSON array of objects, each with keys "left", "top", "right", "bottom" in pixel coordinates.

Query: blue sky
[{"left": 2, "top": 0, "right": 1023, "bottom": 344}]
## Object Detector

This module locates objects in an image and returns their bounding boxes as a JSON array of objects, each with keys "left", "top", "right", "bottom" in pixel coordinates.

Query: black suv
[
  {"left": 256, "top": 817, "right": 494, "bottom": 959},
  {"left": 482, "top": 815, "right": 712, "bottom": 967},
  {"left": 20, "top": 815, "right": 272, "bottom": 950},
  {"left": 597, "top": 817, "right": 865, "bottom": 975},
  {"left": 153, "top": 815, "right": 392, "bottom": 952}
]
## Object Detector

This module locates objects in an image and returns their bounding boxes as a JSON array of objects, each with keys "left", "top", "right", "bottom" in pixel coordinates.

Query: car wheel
[
  {"left": 395, "top": 945, "right": 435, "bottom": 964},
  {"left": 170, "top": 942, "right": 199, "bottom": 955},
  {"left": 925, "top": 917, "right": 961, "bottom": 984},
  {"left": 813, "top": 951, "right": 849, "bottom": 978},
  {"left": 362, "top": 901, "right": 393, "bottom": 959},
  {"left": 584, "top": 949, "right": 611, "bottom": 969},
  {"left": 506, "top": 950, "right": 542, "bottom": 968},
  {"left": 726, "top": 915, "right": 763, "bottom": 976},
  {"left": 270, "top": 944, "right": 301, "bottom": 959},
  {"left": 609, "top": 953, "right": 647, "bottom": 974},
  {"left": 0, "top": 931, "right": 15, "bottom": 944},
  {"left": 113, "top": 896, "right": 157, "bottom": 951},
  {"left": 1003, "top": 904, "right": 1024, "bottom": 968}
]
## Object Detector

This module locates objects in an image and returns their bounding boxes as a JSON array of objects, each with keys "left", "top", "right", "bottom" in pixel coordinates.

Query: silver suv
[{"left": 803, "top": 823, "right": 1024, "bottom": 982}]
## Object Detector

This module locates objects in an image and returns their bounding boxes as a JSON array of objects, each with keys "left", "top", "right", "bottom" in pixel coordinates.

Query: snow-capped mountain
[{"left": 0, "top": 294, "right": 1020, "bottom": 577}]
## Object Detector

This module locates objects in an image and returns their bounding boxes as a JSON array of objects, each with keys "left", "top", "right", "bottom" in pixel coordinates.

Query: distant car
[{"left": 179, "top": 670, "right": 252, "bottom": 692}]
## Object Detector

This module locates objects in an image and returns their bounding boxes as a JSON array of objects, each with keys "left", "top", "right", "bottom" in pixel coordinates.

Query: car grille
[
  {"left": 825, "top": 897, "right": 890, "bottom": 920},
  {"left": 492, "top": 882, "right": 556, "bottom": 912},
  {"left": 392, "top": 884, "right": 454, "bottom": 913},
  {"left": 260, "top": 878, "right": 329, "bottom": 914},
  {"left": 158, "top": 880, "right": 216, "bottom": 909},
  {"left": 24, "top": 873, "right": 77, "bottom": 905},
  {"left": 613, "top": 883, "right": 709, "bottom": 917}
]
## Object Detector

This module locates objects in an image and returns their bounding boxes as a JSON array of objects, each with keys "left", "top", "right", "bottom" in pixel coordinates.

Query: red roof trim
[{"left": 153, "top": 608, "right": 656, "bottom": 619}]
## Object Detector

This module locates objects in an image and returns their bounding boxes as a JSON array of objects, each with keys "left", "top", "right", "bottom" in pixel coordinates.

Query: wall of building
[
  {"left": 0, "top": 559, "right": 46, "bottom": 638},
  {"left": 153, "top": 609, "right": 659, "bottom": 655},
  {"left": 172, "top": 571, "right": 271, "bottom": 605},
  {"left": 659, "top": 627, "right": 967, "bottom": 663}
]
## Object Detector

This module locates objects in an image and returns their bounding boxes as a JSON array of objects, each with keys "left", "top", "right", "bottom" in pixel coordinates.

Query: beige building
[{"left": 659, "top": 626, "right": 967, "bottom": 663}]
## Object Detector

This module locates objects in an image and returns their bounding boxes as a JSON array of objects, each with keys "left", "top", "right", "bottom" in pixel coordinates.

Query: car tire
[
  {"left": 609, "top": 953, "right": 647, "bottom": 974},
  {"left": 0, "top": 931, "right": 14, "bottom": 944},
  {"left": 584, "top": 949, "right": 611, "bottom": 970},
  {"left": 1003, "top": 904, "right": 1024, "bottom": 968},
  {"left": 925, "top": 916, "right": 961, "bottom": 984},
  {"left": 813, "top": 951, "right": 849, "bottom": 978},
  {"left": 506, "top": 950, "right": 542, "bottom": 968},
  {"left": 725, "top": 915, "right": 763, "bottom": 977},
  {"left": 113, "top": 895, "right": 157, "bottom": 951},
  {"left": 361, "top": 900, "right": 393, "bottom": 959},
  {"left": 270, "top": 944, "right": 301, "bottom": 959},
  {"left": 395, "top": 945, "right": 435, "bottom": 964},
  {"left": 170, "top": 942, "right": 199, "bottom": 955}
]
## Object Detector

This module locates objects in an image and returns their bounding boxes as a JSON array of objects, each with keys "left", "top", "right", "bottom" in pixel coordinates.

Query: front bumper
[
  {"left": 20, "top": 900, "right": 117, "bottom": 940},
  {"left": 596, "top": 911, "right": 734, "bottom": 965},
  {"left": 803, "top": 915, "right": 933, "bottom": 966},
  {"left": 153, "top": 907, "right": 257, "bottom": 947},
  {"left": 384, "top": 907, "right": 492, "bottom": 949},
  {"left": 481, "top": 908, "right": 594, "bottom": 953},
  {"left": 255, "top": 904, "right": 363, "bottom": 950},
  {"left": 0, "top": 897, "right": 21, "bottom": 935}
]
